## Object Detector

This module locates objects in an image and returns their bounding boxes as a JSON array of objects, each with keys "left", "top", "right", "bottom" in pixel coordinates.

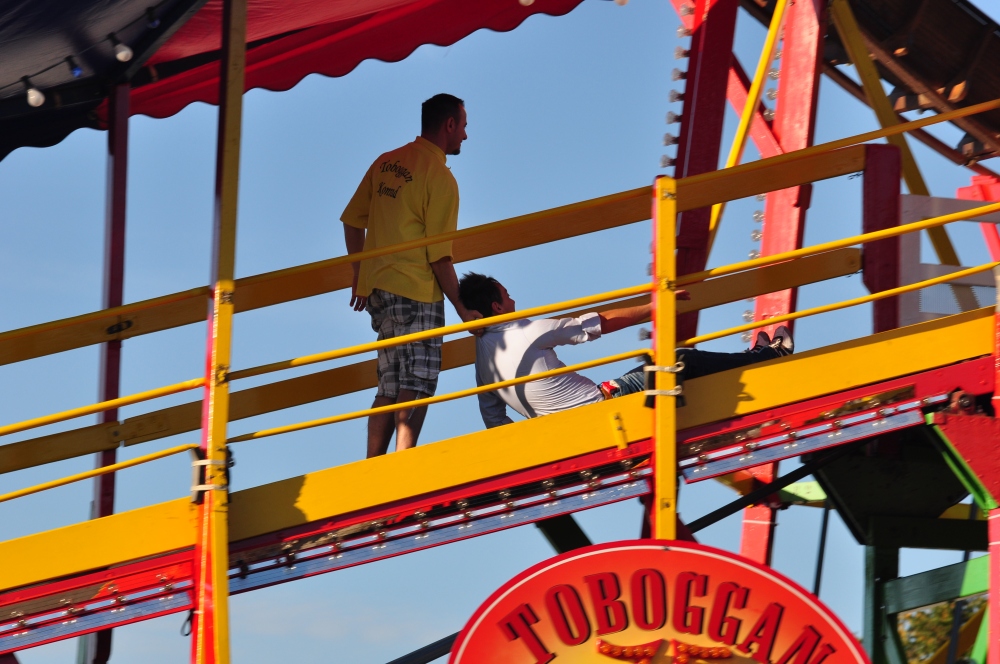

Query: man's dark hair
[
  {"left": 459, "top": 272, "right": 502, "bottom": 318},
  {"left": 422, "top": 93, "right": 464, "bottom": 134}
]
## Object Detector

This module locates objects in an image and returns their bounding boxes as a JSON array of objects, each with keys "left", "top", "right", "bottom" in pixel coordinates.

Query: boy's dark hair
[
  {"left": 459, "top": 272, "right": 502, "bottom": 318},
  {"left": 422, "top": 94, "right": 464, "bottom": 134}
]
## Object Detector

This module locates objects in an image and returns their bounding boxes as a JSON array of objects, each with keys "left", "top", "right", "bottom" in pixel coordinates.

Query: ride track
[{"left": 3, "top": 1, "right": 1000, "bottom": 664}]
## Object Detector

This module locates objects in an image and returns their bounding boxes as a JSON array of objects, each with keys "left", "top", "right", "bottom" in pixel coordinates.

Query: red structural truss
[
  {"left": 671, "top": 0, "right": 739, "bottom": 342},
  {"left": 957, "top": 175, "right": 1000, "bottom": 261}
]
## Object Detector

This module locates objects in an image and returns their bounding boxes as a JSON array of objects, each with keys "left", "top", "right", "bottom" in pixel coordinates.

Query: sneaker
[
  {"left": 599, "top": 380, "right": 620, "bottom": 399},
  {"left": 745, "top": 330, "right": 771, "bottom": 353},
  {"left": 770, "top": 325, "right": 794, "bottom": 356}
]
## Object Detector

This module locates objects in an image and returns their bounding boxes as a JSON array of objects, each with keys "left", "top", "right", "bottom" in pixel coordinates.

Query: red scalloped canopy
[{"left": 119, "top": 0, "right": 584, "bottom": 121}]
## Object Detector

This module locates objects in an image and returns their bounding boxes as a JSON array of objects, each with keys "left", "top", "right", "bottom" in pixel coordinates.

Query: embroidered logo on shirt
[{"left": 379, "top": 159, "right": 413, "bottom": 182}]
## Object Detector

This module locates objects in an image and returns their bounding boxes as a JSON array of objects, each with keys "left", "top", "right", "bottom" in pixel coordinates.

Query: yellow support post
[
  {"left": 707, "top": 0, "right": 790, "bottom": 251},
  {"left": 192, "top": 0, "right": 244, "bottom": 661},
  {"left": 828, "top": 0, "right": 977, "bottom": 311},
  {"left": 653, "top": 177, "right": 678, "bottom": 539}
]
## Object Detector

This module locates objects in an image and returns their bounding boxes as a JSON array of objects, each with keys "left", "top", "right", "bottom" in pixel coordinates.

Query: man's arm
[
  {"left": 343, "top": 224, "right": 367, "bottom": 311},
  {"left": 431, "top": 257, "right": 481, "bottom": 324},
  {"left": 598, "top": 303, "right": 651, "bottom": 335}
]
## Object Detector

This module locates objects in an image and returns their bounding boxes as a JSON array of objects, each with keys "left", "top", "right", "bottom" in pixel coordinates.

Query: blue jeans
[{"left": 605, "top": 346, "right": 781, "bottom": 398}]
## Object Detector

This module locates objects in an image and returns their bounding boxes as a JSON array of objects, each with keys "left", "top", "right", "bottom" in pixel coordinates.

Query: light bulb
[
  {"left": 614, "top": 0, "right": 628, "bottom": 5},
  {"left": 742, "top": 310, "right": 755, "bottom": 322},
  {"left": 753, "top": 210, "right": 764, "bottom": 222},
  {"left": 518, "top": 0, "right": 535, "bottom": 5},
  {"left": 66, "top": 56, "right": 83, "bottom": 78},
  {"left": 660, "top": 155, "right": 675, "bottom": 168},
  {"left": 22, "top": 77, "right": 44, "bottom": 107},
  {"left": 109, "top": 34, "right": 133, "bottom": 62},
  {"left": 672, "top": 68, "right": 686, "bottom": 81},
  {"left": 663, "top": 133, "right": 677, "bottom": 146},
  {"left": 748, "top": 250, "right": 761, "bottom": 260},
  {"left": 666, "top": 111, "right": 681, "bottom": 124}
]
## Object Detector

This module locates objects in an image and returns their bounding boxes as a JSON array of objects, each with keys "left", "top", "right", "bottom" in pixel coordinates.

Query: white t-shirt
[{"left": 474, "top": 312, "right": 604, "bottom": 428}]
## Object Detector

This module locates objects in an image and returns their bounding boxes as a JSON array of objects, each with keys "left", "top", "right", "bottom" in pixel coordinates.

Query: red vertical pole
[
  {"left": 738, "top": 0, "right": 825, "bottom": 566},
  {"left": 673, "top": 0, "right": 740, "bottom": 341},
  {"left": 861, "top": 145, "right": 903, "bottom": 334},
  {"left": 78, "top": 81, "right": 129, "bottom": 664}
]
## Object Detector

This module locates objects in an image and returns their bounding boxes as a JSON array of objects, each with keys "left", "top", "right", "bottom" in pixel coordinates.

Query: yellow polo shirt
[{"left": 341, "top": 137, "right": 459, "bottom": 303}]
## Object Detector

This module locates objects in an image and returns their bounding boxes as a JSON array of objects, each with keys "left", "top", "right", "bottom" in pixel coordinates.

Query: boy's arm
[{"left": 599, "top": 304, "right": 651, "bottom": 334}]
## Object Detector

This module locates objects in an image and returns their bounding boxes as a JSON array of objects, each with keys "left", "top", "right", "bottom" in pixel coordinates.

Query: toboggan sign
[{"left": 450, "top": 541, "right": 868, "bottom": 664}]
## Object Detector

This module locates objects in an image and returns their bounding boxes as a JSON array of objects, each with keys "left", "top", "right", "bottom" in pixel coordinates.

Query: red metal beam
[
  {"left": 956, "top": 175, "right": 1000, "bottom": 261},
  {"left": 862, "top": 145, "right": 903, "bottom": 333},
  {"left": 726, "top": 60, "right": 782, "bottom": 159},
  {"left": 671, "top": 0, "right": 740, "bottom": 340},
  {"left": 80, "top": 81, "right": 130, "bottom": 664},
  {"left": 740, "top": 0, "right": 826, "bottom": 565}
]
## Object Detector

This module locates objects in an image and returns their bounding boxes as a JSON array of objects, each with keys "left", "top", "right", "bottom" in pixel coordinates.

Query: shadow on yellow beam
[{"left": 0, "top": 304, "right": 992, "bottom": 594}]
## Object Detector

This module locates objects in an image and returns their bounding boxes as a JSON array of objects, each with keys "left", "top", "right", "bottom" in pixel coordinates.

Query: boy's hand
[{"left": 676, "top": 289, "right": 691, "bottom": 301}]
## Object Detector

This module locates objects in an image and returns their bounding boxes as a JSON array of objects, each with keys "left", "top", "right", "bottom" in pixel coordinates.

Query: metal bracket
[
  {"left": 644, "top": 362, "right": 685, "bottom": 374},
  {"left": 191, "top": 483, "right": 228, "bottom": 492},
  {"left": 189, "top": 450, "right": 229, "bottom": 501},
  {"left": 646, "top": 386, "right": 683, "bottom": 397}
]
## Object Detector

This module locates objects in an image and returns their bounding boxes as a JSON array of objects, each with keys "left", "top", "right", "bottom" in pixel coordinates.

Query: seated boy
[{"left": 457, "top": 272, "right": 792, "bottom": 428}]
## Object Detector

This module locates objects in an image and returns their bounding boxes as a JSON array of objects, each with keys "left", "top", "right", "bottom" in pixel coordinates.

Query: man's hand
[
  {"left": 459, "top": 306, "right": 485, "bottom": 336},
  {"left": 349, "top": 287, "right": 367, "bottom": 311},
  {"left": 676, "top": 289, "right": 691, "bottom": 301}
]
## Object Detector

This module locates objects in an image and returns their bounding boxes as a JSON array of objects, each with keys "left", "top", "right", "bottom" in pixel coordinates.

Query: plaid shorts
[{"left": 367, "top": 289, "right": 445, "bottom": 398}]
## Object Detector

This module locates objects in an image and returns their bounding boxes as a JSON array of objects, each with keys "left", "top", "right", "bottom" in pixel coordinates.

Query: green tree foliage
[{"left": 897, "top": 595, "right": 987, "bottom": 664}]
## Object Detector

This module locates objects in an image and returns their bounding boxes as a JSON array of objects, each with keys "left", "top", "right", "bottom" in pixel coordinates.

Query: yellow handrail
[
  {"left": 677, "top": 200, "right": 1000, "bottom": 287},
  {"left": 228, "top": 284, "right": 652, "bottom": 381},
  {"left": 228, "top": 349, "right": 651, "bottom": 443},
  {"left": 681, "top": 261, "right": 998, "bottom": 346},
  {"left": 706, "top": 0, "right": 789, "bottom": 249},
  {"left": 0, "top": 443, "right": 199, "bottom": 504},
  {"left": 681, "top": 96, "right": 1000, "bottom": 189},
  {"left": 0, "top": 377, "right": 206, "bottom": 438}
]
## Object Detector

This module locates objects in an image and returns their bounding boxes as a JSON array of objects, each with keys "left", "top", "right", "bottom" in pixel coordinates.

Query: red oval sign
[{"left": 451, "top": 541, "right": 867, "bottom": 664}]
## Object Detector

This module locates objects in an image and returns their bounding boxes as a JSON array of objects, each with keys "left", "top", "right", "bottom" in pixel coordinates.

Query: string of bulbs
[{"left": 9, "top": 2, "right": 168, "bottom": 109}]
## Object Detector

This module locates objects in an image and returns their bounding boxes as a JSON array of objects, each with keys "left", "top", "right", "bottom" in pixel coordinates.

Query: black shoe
[
  {"left": 770, "top": 325, "right": 794, "bottom": 356},
  {"left": 746, "top": 330, "right": 771, "bottom": 353}
]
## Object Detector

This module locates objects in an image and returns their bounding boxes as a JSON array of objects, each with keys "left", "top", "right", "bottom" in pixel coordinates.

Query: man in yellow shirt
[{"left": 342, "top": 94, "right": 481, "bottom": 457}]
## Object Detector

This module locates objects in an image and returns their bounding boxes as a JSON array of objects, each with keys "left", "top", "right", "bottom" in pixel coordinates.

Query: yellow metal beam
[
  {"left": 0, "top": 394, "right": 652, "bottom": 593},
  {"left": 828, "top": 0, "right": 975, "bottom": 314},
  {"left": 0, "top": 377, "right": 204, "bottom": 439},
  {"left": 0, "top": 247, "right": 861, "bottom": 475},
  {"left": 229, "top": 350, "right": 650, "bottom": 443},
  {"left": 653, "top": 178, "right": 678, "bottom": 539},
  {"left": 678, "top": 146, "right": 867, "bottom": 212},
  {"left": 228, "top": 284, "right": 652, "bottom": 381},
  {"left": 681, "top": 261, "right": 998, "bottom": 346},
  {"left": 707, "top": 0, "right": 790, "bottom": 250},
  {"left": 678, "top": 305, "right": 994, "bottom": 430},
  {"left": 0, "top": 443, "right": 197, "bottom": 504},
  {"left": 0, "top": 188, "right": 650, "bottom": 366}
]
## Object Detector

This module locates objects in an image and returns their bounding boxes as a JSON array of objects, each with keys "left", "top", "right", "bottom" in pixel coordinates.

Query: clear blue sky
[{"left": 2, "top": 0, "right": 1000, "bottom": 661}]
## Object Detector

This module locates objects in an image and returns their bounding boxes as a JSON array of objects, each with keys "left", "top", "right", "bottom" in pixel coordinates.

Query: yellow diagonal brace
[
  {"left": 707, "top": 0, "right": 790, "bottom": 252},
  {"left": 829, "top": 0, "right": 977, "bottom": 311}
]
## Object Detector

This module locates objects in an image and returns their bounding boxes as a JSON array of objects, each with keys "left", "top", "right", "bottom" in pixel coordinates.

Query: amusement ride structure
[{"left": 2, "top": 0, "right": 1000, "bottom": 662}]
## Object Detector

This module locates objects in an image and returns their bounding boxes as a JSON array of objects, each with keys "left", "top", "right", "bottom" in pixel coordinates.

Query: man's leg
[
  {"left": 367, "top": 396, "right": 396, "bottom": 458},
  {"left": 394, "top": 389, "right": 430, "bottom": 452},
  {"left": 677, "top": 346, "right": 780, "bottom": 380}
]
